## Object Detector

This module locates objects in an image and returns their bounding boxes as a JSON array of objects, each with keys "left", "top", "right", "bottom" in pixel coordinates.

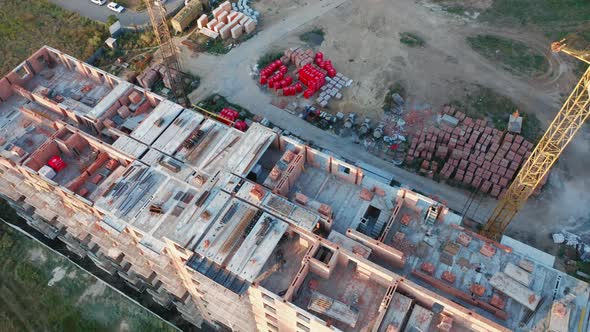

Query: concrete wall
[
  {"left": 0, "top": 78, "right": 13, "bottom": 101},
  {"left": 346, "top": 229, "right": 406, "bottom": 268},
  {"left": 24, "top": 140, "right": 60, "bottom": 171},
  {"left": 186, "top": 267, "right": 257, "bottom": 332}
]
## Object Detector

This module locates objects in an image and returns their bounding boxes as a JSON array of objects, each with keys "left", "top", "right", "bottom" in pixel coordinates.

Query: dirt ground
[
  {"left": 254, "top": 0, "right": 587, "bottom": 249},
  {"left": 182, "top": 0, "right": 590, "bottom": 254},
  {"left": 265, "top": 0, "right": 575, "bottom": 125}
]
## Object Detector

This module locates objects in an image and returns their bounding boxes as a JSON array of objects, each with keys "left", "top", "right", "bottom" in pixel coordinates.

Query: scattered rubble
[{"left": 553, "top": 230, "right": 590, "bottom": 262}]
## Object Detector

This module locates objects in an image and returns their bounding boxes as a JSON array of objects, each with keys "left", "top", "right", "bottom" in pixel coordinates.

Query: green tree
[
  {"left": 106, "top": 15, "right": 118, "bottom": 26},
  {"left": 0, "top": 233, "right": 15, "bottom": 253},
  {"left": 16, "top": 263, "right": 44, "bottom": 287}
]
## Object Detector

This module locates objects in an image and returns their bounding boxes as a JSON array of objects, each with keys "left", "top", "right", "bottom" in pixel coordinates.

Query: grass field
[
  {"left": 382, "top": 82, "right": 406, "bottom": 112},
  {"left": 0, "top": 0, "right": 108, "bottom": 76},
  {"left": 399, "top": 32, "right": 426, "bottom": 47},
  {"left": 257, "top": 50, "right": 283, "bottom": 68},
  {"left": 300, "top": 28, "right": 325, "bottom": 47},
  {"left": 0, "top": 218, "right": 177, "bottom": 332},
  {"left": 466, "top": 35, "right": 549, "bottom": 76},
  {"left": 197, "top": 94, "right": 254, "bottom": 118},
  {"left": 479, "top": 0, "right": 590, "bottom": 39},
  {"left": 451, "top": 86, "right": 543, "bottom": 143}
]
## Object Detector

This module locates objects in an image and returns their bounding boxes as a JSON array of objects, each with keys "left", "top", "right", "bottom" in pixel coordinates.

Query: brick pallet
[{"left": 407, "top": 105, "right": 541, "bottom": 197}]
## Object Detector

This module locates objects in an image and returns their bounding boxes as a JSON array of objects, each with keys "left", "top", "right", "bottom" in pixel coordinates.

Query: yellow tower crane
[
  {"left": 481, "top": 36, "right": 590, "bottom": 241},
  {"left": 144, "top": 0, "right": 185, "bottom": 102}
]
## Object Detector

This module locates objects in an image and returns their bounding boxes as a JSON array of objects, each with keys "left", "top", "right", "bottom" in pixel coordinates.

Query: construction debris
[
  {"left": 489, "top": 272, "right": 541, "bottom": 311},
  {"left": 308, "top": 291, "right": 359, "bottom": 328},
  {"left": 406, "top": 304, "right": 434, "bottom": 331},
  {"left": 548, "top": 301, "right": 571, "bottom": 332}
]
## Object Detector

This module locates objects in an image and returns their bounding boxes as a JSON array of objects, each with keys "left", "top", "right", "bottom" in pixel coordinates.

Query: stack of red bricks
[
  {"left": 391, "top": 232, "right": 417, "bottom": 256},
  {"left": 283, "top": 47, "right": 315, "bottom": 69},
  {"left": 406, "top": 105, "right": 541, "bottom": 198},
  {"left": 418, "top": 160, "right": 439, "bottom": 178}
]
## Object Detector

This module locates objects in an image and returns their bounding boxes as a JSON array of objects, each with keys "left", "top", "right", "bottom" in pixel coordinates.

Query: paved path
[{"left": 49, "top": 0, "right": 184, "bottom": 26}]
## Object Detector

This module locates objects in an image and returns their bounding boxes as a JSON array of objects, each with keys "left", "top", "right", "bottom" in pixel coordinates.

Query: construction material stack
[
  {"left": 285, "top": 48, "right": 315, "bottom": 68},
  {"left": 259, "top": 60, "right": 303, "bottom": 96},
  {"left": 298, "top": 64, "right": 326, "bottom": 99},
  {"left": 231, "top": 0, "right": 260, "bottom": 22},
  {"left": 218, "top": 107, "right": 239, "bottom": 125},
  {"left": 314, "top": 52, "right": 337, "bottom": 77},
  {"left": 171, "top": 0, "right": 204, "bottom": 33},
  {"left": 217, "top": 107, "right": 249, "bottom": 132},
  {"left": 257, "top": 47, "right": 352, "bottom": 107},
  {"left": 406, "top": 105, "right": 539, "bottom": 198},
  {"left": 198, "top": 1, "right": 257, "bottom": 40}
]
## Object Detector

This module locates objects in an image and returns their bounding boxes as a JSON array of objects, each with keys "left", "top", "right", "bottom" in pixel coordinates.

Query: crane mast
[
  {"left": 481, "top": 38, "right": 590, "bottom": 241},
  {"left": 144, "top": 0, "right": 184, "bottom": 102}
]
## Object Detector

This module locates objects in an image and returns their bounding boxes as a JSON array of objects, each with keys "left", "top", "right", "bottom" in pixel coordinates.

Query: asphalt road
[{"left": 48, "top": 0, "right": 185, "bottom": 26}]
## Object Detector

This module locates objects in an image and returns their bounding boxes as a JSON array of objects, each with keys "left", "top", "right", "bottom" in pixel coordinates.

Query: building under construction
[{"left": 0, "top": 46, "right": 588, "bottom": 332}]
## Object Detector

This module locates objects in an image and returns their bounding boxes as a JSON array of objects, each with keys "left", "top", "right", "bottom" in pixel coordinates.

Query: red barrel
[
  {"left": 234, "top": 121, "right": 248, "bottom": 131},
  {"left": 48, "top": 156, "right": 67, "bottom": 172},
  {"left": 295, "top": 83, "right": 303, "bottom": 93},
  {"left": 222, "top": 108, "right": 239, "bottom": 121}
]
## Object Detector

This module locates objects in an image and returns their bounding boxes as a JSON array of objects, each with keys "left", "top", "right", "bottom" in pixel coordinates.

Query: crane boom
[
  {"left": 481, "top": 39, "right": 590, "bottom": 241},
  {"left": 144, "top": 0, "right": 184, "bottom": 101}
]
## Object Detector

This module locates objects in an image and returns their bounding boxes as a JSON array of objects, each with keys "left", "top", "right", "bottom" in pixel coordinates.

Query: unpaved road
[{"left": 180, "top": 0, "right": 590, "bottom": 251}]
